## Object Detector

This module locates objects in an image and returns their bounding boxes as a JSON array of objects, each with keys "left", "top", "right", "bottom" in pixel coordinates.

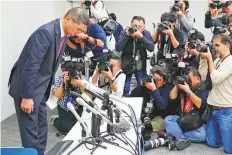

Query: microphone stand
[{"left": 101, "top": 92, "right": 128, "bottom": 145}]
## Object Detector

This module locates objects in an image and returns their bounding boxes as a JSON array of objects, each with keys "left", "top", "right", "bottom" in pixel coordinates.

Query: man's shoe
[
  {"left": 175, "top": 138, "right": 191, "bottom": 150},
  {"left": 50, "top": 115, "right": 59, "bottom": 125}
]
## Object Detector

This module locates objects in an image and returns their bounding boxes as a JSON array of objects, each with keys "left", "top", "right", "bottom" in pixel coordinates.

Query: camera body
[
  {"left": 158, "top": 22, "right": 170, "bottom": 33},
  {"left": 61, "top": 56, "right": 84, "bottom": 79},
  {"left": 173, "top": 75, "right": 190, "bottom": 85},
  {"left": 209, "top": 1, "right": 222, "bottom": 9},
  {"left": 213, "top": 26, "right": 227, "bottom": 35},
  {"left": 84, "top": 0, "right": 91, "bottom": 7},
  {"left": 128, "top": 25, "right": 138, "bottom": 34},
  {"left": 98, "top": 61, "right": 111, "bottom": 74},
  {"left": 171, "top": 3, "right": 182, "bottom": 12},
  {"left": 188, "top": 29, "right": 202, "bottom": 49},
  {"left": 141, "top": 74, "right": 158, "bottom": 86},
  {"left": 196, "top": 42, "right": 213, "bottom": 53}
]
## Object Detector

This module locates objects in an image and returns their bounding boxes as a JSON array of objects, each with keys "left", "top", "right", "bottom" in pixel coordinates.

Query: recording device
[
  {"left": 141, "top": 74, "right": 158, "bottom": 86},
  {"left": 141, "top": 117, "right": 153, "bottom": 140},
  {"left": 213, "top": 26, "right": 227, "bottom": 35},
  {"left": 173, "top": 75, "right": 190, "bottom": 85},
  {"left": 196, "top": 42, "right": 213, "bottom": 53},
  {"left": 209, "top": 1, "right": 221, "bottom": 9},
  {"left": 188, "top": 29, "right": 202, "bottom": 49},
  {"left": 61, "top": 56, "right": 84, "bottom": 79},
  {"left": 84, "top": 0, "right": 92, "bottom": 7},
  {"left": 98, "top": 61, "right": 111, "bottom": 73},
  {"left": 171, "top": 3, "right": 182, "bottom": 12},
  {"left": 143, "top": 137, "right": 166, "bottom": 151},
  {"left": 218, "top": 13, "right": 229, "bottom": 25},
  {"left": 128, "top": 25, "right": 138, "bottom": 34},
  {"left": 158, "top": 22, "right": 170, "bottom": 33}
]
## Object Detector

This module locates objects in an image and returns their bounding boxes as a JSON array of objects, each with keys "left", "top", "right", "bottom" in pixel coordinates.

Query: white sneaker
[{"left": 50, "top": 115, "right": 59, "bottom": 125}]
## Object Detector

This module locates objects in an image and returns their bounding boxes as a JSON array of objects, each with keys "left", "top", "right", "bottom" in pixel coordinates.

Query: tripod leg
[
  {"left": 67, "top": 141, "right": 84, "bottom": 155},
  {"left": 86, "top": 141, "right": 107, "bottom": 149},
  {"left": 101, "top": 137, "right": 119, "bottom": 146},
  {"left": 90, "top": 141, "right": 106, "bottom": 155}
]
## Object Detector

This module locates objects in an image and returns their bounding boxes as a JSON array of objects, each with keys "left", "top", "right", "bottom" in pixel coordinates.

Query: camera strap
[
  {"left": 99, "top": 71, "right": 123, "bottom": 88},
  {"left": 215, "top": 54, "right": 231, "bottom": 69}
]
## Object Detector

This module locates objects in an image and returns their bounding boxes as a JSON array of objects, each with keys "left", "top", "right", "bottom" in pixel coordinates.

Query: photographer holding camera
[
  {"left": 50, "top": 60, "right": 86, "bottom": 134},
  {"left": 200, "top": 34, "right": 232, "bottom": 154},
  {"left": 152, "top": 12, "right": 184, "bottom": 59},
  {"left": 205, "top": 0, "right": 232, "bottom": 29},
  {"left": 165, "top": 67, "right": 209, "bottom": 147},
  {"left": 171, "top": 0, "right": 195, "bottom": 42},
  {"left": 90, "top": 52, "right": 126, "bottom": 97},
  {"left": 115, "top": 16, "right": 154, "bottom": 96},
  {"left": 130, "top": 67, "right": 174, "bottom": 132}
]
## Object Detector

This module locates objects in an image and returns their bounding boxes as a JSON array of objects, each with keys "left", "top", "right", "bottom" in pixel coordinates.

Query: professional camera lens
[
  {"left": 84, "top": 0, "right": 91, "bottom": 7},
  {"left": 171, "top": 4, "right": 181, "bottom": 12},
  {"left": 128, "top": 26, "right": 138, "bottom": 34},
  {"left": 213, "top": 27, "right": 226, "bottom": 35},
  {"left": 188, "top": 42, "right": 196, "bottom": 49},
  {"left": 98, "top": 62, "right": 109, "bottom": 73},
  {"left": 158, "top": 23, "right": 170, "bottom": 33},
  {"left": 144, "top": 138, "right": 166, "bottom": 151},
  {"left": 68, "top": 69, "right": 79, "bottom": 79}
]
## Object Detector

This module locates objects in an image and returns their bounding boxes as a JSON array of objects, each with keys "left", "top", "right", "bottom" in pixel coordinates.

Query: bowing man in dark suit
[{"left": 8, "top": 7, "right": 89, "bottom": 155}]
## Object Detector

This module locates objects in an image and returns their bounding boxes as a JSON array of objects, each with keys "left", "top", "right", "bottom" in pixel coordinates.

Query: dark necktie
[{"left": 56, "top": 36, "right": 66, "bottom": 59}]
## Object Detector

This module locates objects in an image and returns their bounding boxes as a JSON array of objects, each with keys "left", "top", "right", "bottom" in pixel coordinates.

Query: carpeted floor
[{"left": 1, "top": 107, "right": 227, "bottom": 155}]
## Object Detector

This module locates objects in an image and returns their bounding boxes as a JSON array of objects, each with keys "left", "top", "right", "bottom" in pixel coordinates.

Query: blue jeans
[
  {"left": 164, "top": 115, "right": 206, "bottom": 143},
  {"left": 123, "top": 70, "right": 145, "bottom": 96},
  {"left": 206, "top": 107, "right": 232, "bottom": 154}
]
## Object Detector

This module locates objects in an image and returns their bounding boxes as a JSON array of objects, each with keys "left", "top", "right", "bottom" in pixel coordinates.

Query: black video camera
[
  {"left": 213, "top": 26, "right": 227, "bottom": 35},
  {"left": 61, "top": 57, "right": 84, "bottom": 79},
  {"left": 98, "top": 61, "right": 111, "bottom": 74},
  {"left": 173, "top": 75, "right": 190, "bottom": 85},
  {"left": 209, "top": 1, "right": 222, "bottom": 9},
  {"left": 171, "top": 3, "right": 182, "bottom": 12},
  {"left": 188, "top": 29, "right": 202, "bottom": 49},
  {"left": 141, "top": 74, "right": 158, "bottom": 86},
  {"left": 158, "top": 22, "right": 170, "bottom": 33},
  {"left": 128, "top": 25, "right": 138, "bottom": 34},
  {"left": 196, "top": 42, "right": 213, "bottom": 53}
]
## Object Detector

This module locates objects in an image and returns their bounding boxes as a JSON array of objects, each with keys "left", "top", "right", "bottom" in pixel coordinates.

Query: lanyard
[{"left": 215, "top": 54, "right": 231, "bottom": 69}]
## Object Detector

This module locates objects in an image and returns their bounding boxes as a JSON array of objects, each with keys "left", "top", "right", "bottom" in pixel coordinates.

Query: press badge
[
  {"left": 64, "top": 56, "right": 71, "bottom": 61},
  {"left": 135, "top": 55, "right": 139, "bottom": 61},
  {"left": 147, "top": 102, "right": 153, "bottom": 108}
]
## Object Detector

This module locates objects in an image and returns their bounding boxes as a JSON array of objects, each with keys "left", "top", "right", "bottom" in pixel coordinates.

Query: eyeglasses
[{"left": 71, "top": 17, "right": 85, "bottom": 33}]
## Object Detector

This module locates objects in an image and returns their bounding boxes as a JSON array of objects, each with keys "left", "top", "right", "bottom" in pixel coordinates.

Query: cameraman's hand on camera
[
  {"left": 63, "top": 72, "right": 69, "bottom": 85},
  {"left": 177, "top": 82, "right": 191, "bottom": 93},
  {"left": 145, "top": 79, "right": 157, "bottom": 91},
  {"left": 210, "top": 8, "right": 219, "bottom": 19},
  {"left": 200, "top": 47, "right": 212, "bottom": 61},
  {"left": 101, "top": 68, "right": 113, "bottom": 80},
  {"left": 130, "top": 29, "right": 143, "bottom": 38},
  {"left": 71, "top": 79, "right": 85, "bottom": 90},
  {"left": 176, "top": 10, "right": 184, "bottom": 17},
  {"left": 162, "top": 28, "right": 174, "bottom": 37},
  {"left": 223, "top": 28, "right": 231, "bottom": 36},
  {"left": 76, "top": 32, "right": 88, "bottom": 40}
]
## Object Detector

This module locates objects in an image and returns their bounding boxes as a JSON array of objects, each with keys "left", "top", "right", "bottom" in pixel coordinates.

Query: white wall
[
  {"left": 104, "top": 1, "right": 213, "bottom": 41},
  {"left": 1, "top": 1, "right": 72, "bottom": 122}
]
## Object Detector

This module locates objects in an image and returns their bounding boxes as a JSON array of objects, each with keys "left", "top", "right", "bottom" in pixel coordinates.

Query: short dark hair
[
  {"left": 214, "top": 34, "right": 232, "bottom": 47},
  {"left": 64, "top": 7, "right": 89, "bottom": 25},
  {"left": 151, "top": 66, "right": 168, "bottom": 82},
  {"left": 187, "top": 67, "right": 201, "bottom": 79},
  {"left": 110, "top": 13, "right": 117, "bottom": 21},
  {"left": 175, "top": 0, "right": 189, "bottom": 11},
  {"left": 131, "top": 16, "right": 145, "bottom": 24},
  {"left": 161, "top": 12, "right": 177, "bottom": 23},
  {"left": 227, "top": 14, "right": 232, "bottom": 23}
]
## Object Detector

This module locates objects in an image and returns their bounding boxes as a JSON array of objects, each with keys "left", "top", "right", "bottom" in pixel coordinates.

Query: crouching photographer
[
  {"left": 50, "top": 59, "right": 86, "bottom": 134},
  {"left": 90, "top": 52, "right": 126, "bottom": 97},
  {"left": 130, "top": 67, "right": 174, "bottom": 139},
  {"left": 164, "top": 67, "right": 209, "bottom": 150}
]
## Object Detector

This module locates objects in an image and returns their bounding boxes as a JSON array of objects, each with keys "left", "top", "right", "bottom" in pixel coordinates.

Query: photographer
[
  {"left": 200, "top": 34, "right": 232, "bottom": 154},
  {"left": 115, "top": 16, "right": 154, "bottom": 96},
  {"left": 205, "top": 0, "right": 232, "bottom": 29},
  {"left": 184, "top": 30, "right": 206, "bottom": 69},
  {"left": 165, "top": 67, "right": 209, "bottom": 146},
  {"left": 152, "top": 12, "right": 184, "bottom": 59},
  {"left": 130, "top": 67, "right": 174, "bottom": 132},
  {"left": 90, "top": 52, "right": 126, "bottom": 97},
  {"left": 171, "top": 0, "right": 195, "bottom": 42},
  {"left": 50, "top": 62, "right": 86, "bottom": 134},
  {"left": 110, "top": 13, "right": 124, "bottom": 43}
]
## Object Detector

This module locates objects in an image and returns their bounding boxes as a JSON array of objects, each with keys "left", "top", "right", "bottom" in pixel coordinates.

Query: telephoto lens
[
  {"left": 141, "top": 117, "right": 153, "bottom": 140},
  {"left": 143, "top": 137, "right": 166, "bottom": 151}
]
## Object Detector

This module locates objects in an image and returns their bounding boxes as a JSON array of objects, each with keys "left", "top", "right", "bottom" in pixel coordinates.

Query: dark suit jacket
[{"left": 8, "top": 19, "right": 66, "bottom": 104}]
